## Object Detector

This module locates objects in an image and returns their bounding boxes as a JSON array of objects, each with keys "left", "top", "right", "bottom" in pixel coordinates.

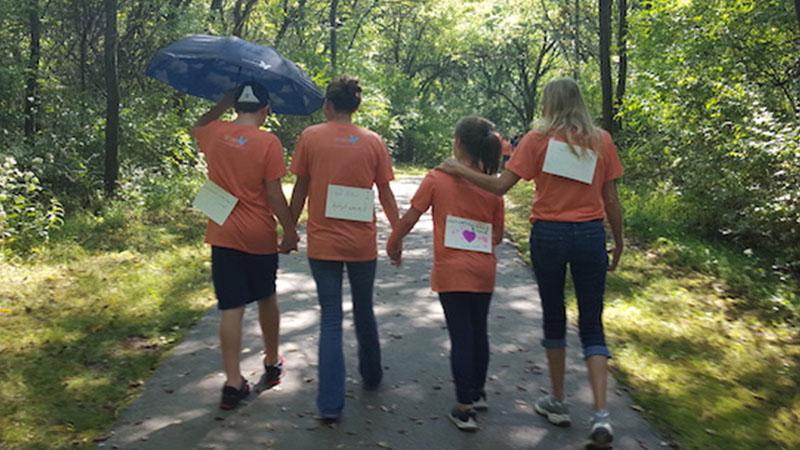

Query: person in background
[
  {"left": 439, "top": 77, "right": 623, "bottom": 448},
  {"left": 192, "top": 82, "right": 298, "bottom": 410},
  {"left": 500, "top": 133, "right": 514, "bottom": 168},
  {"left": 289, "top": 76, "right": 400, "bottom": 423},
  {"left": 388, "top": 116, "right": 504, "bottom": 431}
]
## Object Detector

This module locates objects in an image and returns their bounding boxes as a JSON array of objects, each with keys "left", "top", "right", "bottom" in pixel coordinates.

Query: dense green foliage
[
  {"left": 620, "top": 0, "right": 800, "bottom": 277},
  {"left": 0, "top": 1, "right": 798, "bottom": 446}
]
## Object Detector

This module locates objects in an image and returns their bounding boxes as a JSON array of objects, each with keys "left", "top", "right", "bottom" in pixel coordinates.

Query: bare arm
[
  {"left": 438, "top": 159, "right": 521, "bottom": 196},
  {"left": 602, "top": 180, "right": 624, "bottom": 271},
  {"left": 493, "top": 200, "right": 505, "bottom": 246},
  {"left": 387, "top": 207, "right": 424, "bottom": 266},
  {"left": 289, "top": 175, "right": 310, "bottom": 224},
  {"left": 191, "top": 91, "right": 235, "bottom": 136},
  {"left": 377, "top": 182, "right": 399, "bottom": 229},
  {"left": 266, "top": 179, "right": 298, "bottom": 253}
]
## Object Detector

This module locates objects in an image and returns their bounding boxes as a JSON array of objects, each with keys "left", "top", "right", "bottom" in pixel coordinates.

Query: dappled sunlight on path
[{"left": 105, "top": 177, "right": 665, "bottom": 450}]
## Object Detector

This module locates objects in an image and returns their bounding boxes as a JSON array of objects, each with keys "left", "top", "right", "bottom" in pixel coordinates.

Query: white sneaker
[{"left": 589, "top": 411, "right": 614, "bottom": 448}]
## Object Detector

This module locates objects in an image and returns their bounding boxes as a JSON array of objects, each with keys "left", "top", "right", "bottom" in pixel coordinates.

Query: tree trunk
[
  {"left": 599, "top": 0, "right": 614, "bottom": 133},
  {"left": 614, "top": 0, "right": 627, "bottom": 133},
  {"left": 795, "top": 0, "right": 800, "bottom": 29},
  {"left": 329, "top": 0, "right": 339, "bottom": 71},
  {"left": 104, "top": 0, "right": 120, "bottom": 196},
  {"left": 232, "top": 0, "right": 258, "bottom": 37},
  {"left": 573, "top": 0, "right": 580, "bottom": 80},
  {"left": 25, "top": 1, "right": 41, "bottom": 143}
]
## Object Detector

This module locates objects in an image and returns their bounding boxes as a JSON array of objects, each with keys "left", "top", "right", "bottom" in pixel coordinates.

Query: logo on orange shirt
[
  {"left": 222, "top": 135, "right": 248, "bottom": 147},
  {"left": 335, "top": 135, "right": 360, "bottom": 145}
]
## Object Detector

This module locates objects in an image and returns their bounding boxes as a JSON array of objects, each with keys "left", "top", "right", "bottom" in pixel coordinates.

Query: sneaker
[
  {"left": 256, "top": 356, "right": 283, "bottom": 392},
  {"left": 472, "top": 391, "right": 488, "bottom": 411},
  {"left": 315, "top": 415, "right": 341, "bottom": 427},
  {"left": 534, "top": 395, "right": 571, "bottom": 427},
  {"left": 589, "top": 411, "right": 614, "bottom": 448},
  {"left": 219, "top": 378, "right": 250, "bottom": 410},
  {"left": 448, "top": 406, "right": 478, "bottom": 432}
]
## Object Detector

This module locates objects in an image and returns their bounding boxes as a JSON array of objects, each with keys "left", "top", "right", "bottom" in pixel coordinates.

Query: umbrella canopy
[{"left": 146, "top": 35, "right": 323, "bottom": 116}]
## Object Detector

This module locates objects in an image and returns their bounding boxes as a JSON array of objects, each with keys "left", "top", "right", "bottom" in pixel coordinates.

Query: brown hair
[
  {"left": 454, "top": 116, "right": 501, "bottom": 175},
  {"left": 325, "top": 76, "right": 362, "bottom": 113}
]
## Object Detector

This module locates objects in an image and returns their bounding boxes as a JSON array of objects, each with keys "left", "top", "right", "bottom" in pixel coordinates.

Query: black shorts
[{"left": 211, "top": 246, "right": 278, "bottom": 310}]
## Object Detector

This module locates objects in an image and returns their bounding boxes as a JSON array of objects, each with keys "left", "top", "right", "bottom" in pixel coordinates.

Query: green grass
[
  {"left": 394, "top": 164, "right": 430, "bottom": 178},
  {"left": 0, "top": 202, "right": 214, "bottom": 449},
  {"left": 505, "top": 181, "right": 800, "bottom": 449}
]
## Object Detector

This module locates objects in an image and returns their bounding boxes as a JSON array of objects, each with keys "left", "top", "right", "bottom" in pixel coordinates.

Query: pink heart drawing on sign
[{"left": 462, "top": 230, "right": 477, "bottom": 242}]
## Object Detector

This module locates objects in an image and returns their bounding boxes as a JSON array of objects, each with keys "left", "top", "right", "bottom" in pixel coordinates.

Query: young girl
[
  {"left": 387, "top": 116, "right": 504, "bottom": 431},
  {"left": 439, "top": 78, "right": 623, "bottom": 448}
]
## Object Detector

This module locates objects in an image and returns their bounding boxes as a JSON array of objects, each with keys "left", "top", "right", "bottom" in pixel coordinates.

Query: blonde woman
[{"left": 439, "top": 77, "right": 623, "bottom": 448}]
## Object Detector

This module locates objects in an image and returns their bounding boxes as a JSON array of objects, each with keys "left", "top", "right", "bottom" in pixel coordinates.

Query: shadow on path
[{"left": 104, "top": 177, "right": 665, "bottom": 450}]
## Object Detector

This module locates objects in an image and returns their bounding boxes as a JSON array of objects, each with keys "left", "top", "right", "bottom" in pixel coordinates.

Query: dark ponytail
[
  {"left": 326, "top": 75, "right": 362, "bottom": 113},
  {"left": 454, "top": 116, "right": 501, "bottom": 175}
]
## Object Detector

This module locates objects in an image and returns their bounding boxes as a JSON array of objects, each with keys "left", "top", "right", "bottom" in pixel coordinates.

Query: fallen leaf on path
[
  {"left": 377, "top": 441, "right": 391, "bottom": 449},
  {"left": 705, "top": 428, "right": 717, "bottom": 436},
  {"left": 92, "top": 434, "right": 111, "bottom": 443},
  {"left": 630, "top": 404, "right": 644, "bottom": 412}
]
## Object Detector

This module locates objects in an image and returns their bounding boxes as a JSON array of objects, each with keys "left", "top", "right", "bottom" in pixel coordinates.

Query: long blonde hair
[{"left": 535, "top": 77, "right": 599, "bottom": 158}]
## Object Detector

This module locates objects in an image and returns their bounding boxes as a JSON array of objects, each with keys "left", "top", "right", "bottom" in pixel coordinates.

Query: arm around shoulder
[{"left": 437, "top": 159, "right": 520, "bottom": 196}]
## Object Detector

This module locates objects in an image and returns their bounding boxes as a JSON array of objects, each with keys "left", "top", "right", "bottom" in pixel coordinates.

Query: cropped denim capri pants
[{"left": 529, "top": 220, "right": 611, "bottom": 359}]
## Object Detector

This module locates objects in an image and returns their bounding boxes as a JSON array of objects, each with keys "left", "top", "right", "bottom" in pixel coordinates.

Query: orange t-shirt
[
  {"left": 411, "top": 169, "right": 504, "bottom": 293},
  {"left": 193, "top": 120, "right": 286, "bottom": 254},
  {"left": 505, "top": 129, "right": 623, "bottom": 223},
  {"left": 290, "top": 122, "right": 394, "bottom": 262}
]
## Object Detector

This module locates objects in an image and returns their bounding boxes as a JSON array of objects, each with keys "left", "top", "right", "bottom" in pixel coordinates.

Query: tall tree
[
  {"left": 614, "top": 0, "right": 628, "bottom": 132},
  {"left": 232, "top": 0, "right": 258, "bottom": 37},
  {"left": 103, "top": 0, "right": 119, "bottom": 195},
  {"left": 25, "top": 0, "right": 41, "bottom": 143},
  {"left": 599, "top": 0, "right": 613, "bottom": 132},
  {"left": 329, "top": 0, "right": 339, "bottom": 71},
  {"left": 795, "top": 0, "right": 800, "bottom": 29},
  {"left": 573, "top": 0, "right": 580, "bottom": 80}
]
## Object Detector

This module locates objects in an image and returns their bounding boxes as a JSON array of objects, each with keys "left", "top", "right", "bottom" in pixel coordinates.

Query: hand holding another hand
[
  {"left": 387, "top": 236, "right": 403, "bottom": 267},
  {"left": 279, "top": 228, "right": 299, "bottom": 254}
]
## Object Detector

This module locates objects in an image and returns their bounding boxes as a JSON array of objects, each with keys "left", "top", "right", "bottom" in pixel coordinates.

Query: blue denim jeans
[
  {"left": 529, "top": 220, "right": 611, "bottom": 359},
  {"left": 308, "top": 259, "right": 383, "bottom": 418}
]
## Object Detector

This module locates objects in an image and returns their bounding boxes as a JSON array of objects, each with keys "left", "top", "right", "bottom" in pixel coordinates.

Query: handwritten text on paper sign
[{"left": 325, "top": 184, "right": 375, "bottom": 222}]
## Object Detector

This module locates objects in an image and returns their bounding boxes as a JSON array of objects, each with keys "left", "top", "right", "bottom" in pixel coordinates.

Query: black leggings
[{"left": 438, "top": 292, "right": 492, "bottom": 405}]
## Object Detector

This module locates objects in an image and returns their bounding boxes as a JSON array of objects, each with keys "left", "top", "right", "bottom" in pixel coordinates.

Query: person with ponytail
[
  {"left": 439, "top": 78, "right": 623, "bottom": 448},
  {"left": 289, "top": 76, "right": 400, "bottom": 423},
  {"left": 387, "top": 116, "right": 504, "bottom": 431}
]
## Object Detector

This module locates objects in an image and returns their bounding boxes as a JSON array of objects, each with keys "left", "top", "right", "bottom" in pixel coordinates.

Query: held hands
[
  {"left": 386, "top": 236, "right": 403, "bottom": 267},
  {"left": 607, "top": 244, "right": 623, "bottom": 272},
  {"left": 279, "top": 228, "right": 299, "bottom": 254}
]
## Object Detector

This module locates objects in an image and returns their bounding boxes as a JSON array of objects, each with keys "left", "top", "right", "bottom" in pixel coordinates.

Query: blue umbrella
[{"left": 146, "top": 35, "right": 323, "bottom": 116}]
